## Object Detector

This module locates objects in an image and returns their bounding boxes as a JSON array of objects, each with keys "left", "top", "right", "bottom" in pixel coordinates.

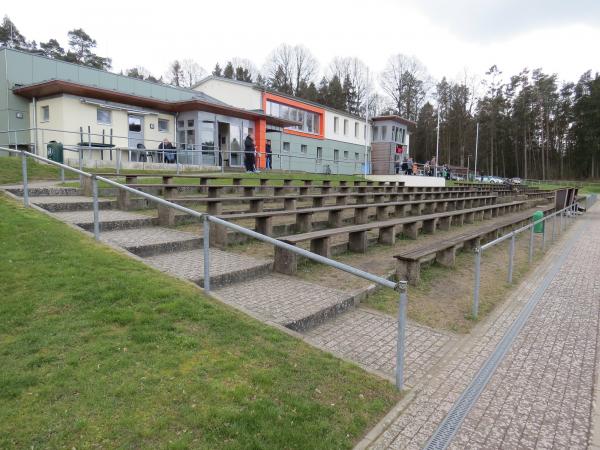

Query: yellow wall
[{"left": 30, "top": 94, "right": 176, "bottom": 158}]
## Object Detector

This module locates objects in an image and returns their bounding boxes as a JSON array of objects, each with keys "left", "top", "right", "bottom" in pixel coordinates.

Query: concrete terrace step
[
  {"left": 143, "top": 248, "right": 272, "bottom": 289},
  {"left": 303, "top": 308, "right": 455, "bottom": 387},
  {"left": 51, "top": 210, "right": 157, "bottom": 232},
  {"left": 214, "top": 274, "right": 359, "bottom": 331},
  {"left": 31, "top": 196, "right": 116, "bottom": 212},
  {"left": 6, "top": 186, "right": 80, "bottom": 197},
  {"left": 101, "top": 227, "right": 203, "bottom": 257}
]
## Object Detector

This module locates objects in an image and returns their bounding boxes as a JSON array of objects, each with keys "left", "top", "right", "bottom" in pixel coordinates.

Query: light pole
[
  {"left": 435, "top": 107, "right": 440, "bottom": 177},
  {"left": 474, "top": 122, "right": 479, "bottom": 181}
]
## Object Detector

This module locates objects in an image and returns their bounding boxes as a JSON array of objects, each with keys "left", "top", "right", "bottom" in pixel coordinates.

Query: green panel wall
[
  {"left": 32, "top": 57, "right": 58, "bottom": 82},
  {"left": 266, "top": 131, "right": 368, "bottom": 175}
]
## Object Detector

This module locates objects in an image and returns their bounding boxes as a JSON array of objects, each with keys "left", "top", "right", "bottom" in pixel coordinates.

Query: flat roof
[
  {"left": 13, "top": 80, "right": 299, "bottom": 128},
  {"left": 371, "top": 115, "right": 416, "bottom": 127}
]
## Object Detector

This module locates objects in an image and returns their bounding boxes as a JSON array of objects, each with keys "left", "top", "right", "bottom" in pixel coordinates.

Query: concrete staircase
[{"left": 4, "top": 182, "right": 455, "bottom": 387}]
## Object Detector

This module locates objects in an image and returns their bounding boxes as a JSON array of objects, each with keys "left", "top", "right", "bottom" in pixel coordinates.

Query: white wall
[
  {"left": 194, "top": 78, "right": 261, "bottom": 110},
  {"left": 324, "top": 110, "right": 370, "bottom": 145}
]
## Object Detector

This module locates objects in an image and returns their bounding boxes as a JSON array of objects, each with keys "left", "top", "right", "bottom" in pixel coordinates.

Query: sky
[{"left": 3, "top": 0, "right": 600, "bottom": 89}]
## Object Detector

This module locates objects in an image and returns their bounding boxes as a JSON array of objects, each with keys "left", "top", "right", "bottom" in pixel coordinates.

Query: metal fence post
[
  {"left": 528, "top": 224, "right": 534, "bottom": 264},
  {"left": 203, "top": 215, "right": 210, "bottom": 292},
  {"left": 92, "top": 175, "right": 100, "bottom": 240},
  {"left": 552, "top": 214, "right": 556, "bottom": 241},
  {"left": 508, "top": 233, "right": 516, "bottom": 283},
  {"left": 542, "top": 218, "right": 546, "bottom": 251},
  {"left": 176, "top": 151, "right": 180, "bottom": 175},
  {"left": 396, "top": 280, "right": 408, "bottom": 390},
  {"left": 116, "top": 149, "right": 121, "bottom": 175},
  {"left": 21, "top": 151, "right": 29, "bottom": 207},
  {"left": 473, "top": 247, "right": 481, "bottom": 320}
]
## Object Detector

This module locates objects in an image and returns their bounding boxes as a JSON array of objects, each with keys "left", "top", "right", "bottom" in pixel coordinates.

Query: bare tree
[
  {"left": 380, "top": 54, "right": 432, "bottom": 121},
  {"left": 328, "top": 56, "right": 372, "bottom": 113},
  {"left": 180, "top": 59, "right": 206, "bottom": 88},
  {"left": 263, "top": 44, "right": 318, "bottom": 96},
  {"left": 166, "top": 60, "right": 182, "bottom": 87},
  {"left": 230, "top": 57, "right": 259, "bottom": 81}
]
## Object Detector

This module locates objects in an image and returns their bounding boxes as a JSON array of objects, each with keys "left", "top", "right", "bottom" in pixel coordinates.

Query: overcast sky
[{"left": 4, "top": 0, "right": 599, "bottom": 88}]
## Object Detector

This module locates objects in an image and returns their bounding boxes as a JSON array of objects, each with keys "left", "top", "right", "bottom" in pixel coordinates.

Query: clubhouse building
[{"left": 0, "top": 48, "right": 412, "bottom": 175}]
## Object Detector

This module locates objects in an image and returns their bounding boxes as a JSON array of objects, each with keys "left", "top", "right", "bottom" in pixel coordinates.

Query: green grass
[
  {"left": 0, "top": 156, "right": 64, "bottom": 184},
  {"left": 0, "top": 195, "right": 400, "bottom": 449}
]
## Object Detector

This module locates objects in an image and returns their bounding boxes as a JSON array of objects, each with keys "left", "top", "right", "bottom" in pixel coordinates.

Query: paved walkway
[{"left": 366, "top": 206, "right": 600, "bottom": 449}]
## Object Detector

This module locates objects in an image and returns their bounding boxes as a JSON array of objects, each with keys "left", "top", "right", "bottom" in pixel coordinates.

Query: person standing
[
  {"left": 244, "top": 131, "right": 256, "bottom": 173},
  {"left": 407, "top": 157, "right": 414, "bottom": 175},
  {"left": 158, "top": 138, "right": 175, "bottom": 163},
  {"left": 265, "top": 139, "right": 272, "bottom": 170}
]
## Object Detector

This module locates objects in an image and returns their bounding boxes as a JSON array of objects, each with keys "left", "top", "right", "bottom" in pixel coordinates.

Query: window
[
  {"left": 334, "top": 149, "right": 339, "bottom": 162},
  {"left": 128, "top": 116, "right": 142, "bottom": 132},
  {"left": 334, "top": 117, "right": 339, "bottom": 133},
  {"left": 343, "top": 150, "right": 349, "bottom": 159},
  {"left": 158, "top": 118, "right": 169, "bottom": 132},
  {"left": 283, "top": 142, "right": 290, "bottom": 151},
  {"left": 316, "top": 147, "right": 323, "bottom": 163},
  {"left": 177, "top": 120, "right": 184, "bottom": 128},
  {"left": 97, "top": 108, "right": 111, "bottom": 125},
  {"left": 355, "top": 152, "right": 360, "bottom": 160},
  {"left": 381, "top": 125, "right": 387, "bottom": 141},
  {"left": 343, "top": 119, "right": 348, "bottom": 135},
  {"left": 265, "top": 100, "right": 320, "bottom": 135},
  {"left": 41, "top": 105, "right": 49, "bottom": 122},
  {"left": 355, "top": 122, "right": 359, "bottom": 138},
  {"left": 187, "top": 119, "right": 194, "bottom": 127},
  {"left": 373, "top": 126, "right": 379, "bottom": 141},
  {"left": 301, "top": 144, "right": 307, "bottom": 153}
]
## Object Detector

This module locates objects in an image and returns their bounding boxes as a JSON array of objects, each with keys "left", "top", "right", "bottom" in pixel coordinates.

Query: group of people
[
  {"left": 243, "top": 132, "right": 273, "bottom": 173},
  {"left": 395, "top": 156, "right": 452, "bottom": 179}
]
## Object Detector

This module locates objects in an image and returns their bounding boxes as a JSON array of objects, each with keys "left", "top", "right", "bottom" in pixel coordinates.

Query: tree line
[{"left": 2, "top": 15, "right": 598, "bottom": 179}]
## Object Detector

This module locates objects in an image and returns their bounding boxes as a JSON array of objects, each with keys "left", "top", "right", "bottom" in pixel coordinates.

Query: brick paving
[
  {"left": 30, "top": 195, "right": 111, "bottom": 204},
  {"left": 214, "top": 274, "right": 353, "bottom": 328},
  {"left": 447, "top": 210, "right": 600, "bottom": 449},
  {"left": 367, "top": 208, "right": 598, "bottom": 449},
  {"left": 101, "top": 227, "right": 200, "bottom": 248},
  {"left": 51, "top": 209, "right": 155, "bottom": 224},
  {"left": 143, "top": 248, "right": 271, "bottom": 282},
  {"left": 303, "top": 308, "right": 455, "bottom": 386}
]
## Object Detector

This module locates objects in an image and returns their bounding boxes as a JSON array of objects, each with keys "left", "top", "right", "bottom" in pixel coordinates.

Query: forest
[{"left": 2, "top": 15, "right": 598, "bottom": 179}]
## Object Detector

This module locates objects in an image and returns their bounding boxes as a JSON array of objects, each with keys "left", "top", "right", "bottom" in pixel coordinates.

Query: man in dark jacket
[
  {"left": 244, "top": 132, "right": 256, "bottom": 173},
  {"left": 158, "top": 138, "right": 175, "bottom": 163}
]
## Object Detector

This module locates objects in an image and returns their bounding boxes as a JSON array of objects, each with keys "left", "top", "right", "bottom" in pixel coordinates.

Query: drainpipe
[{"left": 32, "top": 96, "right": 38, "bottom": 155}]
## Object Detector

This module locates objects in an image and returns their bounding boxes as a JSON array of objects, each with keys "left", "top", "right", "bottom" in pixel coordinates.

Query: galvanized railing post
[
  {"left": 473, "top": 247, "right": 481, "bottom": 320},
  {"left": 507, "top": 233, "right": 516, "bottom": 283},
  {"left": 396, "top": 280, "right": 408, "bottom": 390},
  {"left": 92, "top": 175, "right": 100, "bottom": 240},
  {"left": 528, "top": 224, "right": 534, "bottom": 264},
  {"left": 552, "top": 213, "right": 556, "bottom": 241},
  {"left": 542, "top": 218, "right": 546, "bottom": 251},
  {"left": 116, "top": 148, "right": 121, "bottom": 175},
  {"left": 60, "top": 166, "right": 65, "bottom": 183},
  {"left": 203, "top": 215, "right": 210, "bottom": 291},
  {"left": 21, "top": 151, "right": 29, "bottom": 207},
  {"left": 176, "top": 150, "right": 180, "bottom": 175}
]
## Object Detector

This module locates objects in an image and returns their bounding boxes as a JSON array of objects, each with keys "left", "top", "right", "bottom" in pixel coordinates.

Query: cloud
[{"left": 410, "top": 0, "right": 600, "bottom": 41}]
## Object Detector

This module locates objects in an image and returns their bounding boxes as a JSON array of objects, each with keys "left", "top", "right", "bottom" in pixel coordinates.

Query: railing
[
  {"left": 3, "top": 146, "right": 409, "bottom": 390},
  {"left": 471, "top": 196, "right": 595, "bottom": 319}
]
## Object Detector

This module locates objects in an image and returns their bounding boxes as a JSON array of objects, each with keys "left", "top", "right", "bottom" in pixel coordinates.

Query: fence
[
  {"left": 471, "top": 195, "right": 595, "bottom": 319},
  {"left": 3, "top": 146, "right": 410, "bottom": 390}
]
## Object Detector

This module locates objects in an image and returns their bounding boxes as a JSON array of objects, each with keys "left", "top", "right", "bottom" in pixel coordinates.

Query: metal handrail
[
  {"left": 2, "top": 146, "right": 409, "bottom": 390},
  {"left": 471, "top": 195, "right": 594, "bottom": 319}
]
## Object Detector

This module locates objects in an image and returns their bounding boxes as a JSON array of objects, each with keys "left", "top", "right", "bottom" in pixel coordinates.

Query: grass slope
[
  {"left": 0, "top": 156, "right": 62, "bottom": 184},
  {"left": 0, "top": 195, "right": 399, "bottom": 449}
]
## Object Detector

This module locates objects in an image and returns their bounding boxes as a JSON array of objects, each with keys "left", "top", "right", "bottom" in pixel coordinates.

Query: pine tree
[
  {"left": 223, "top": 62, "right": 234, "bottom": 79},
  {"left": 327, "top": 75, "right": 346, "bottom": 110},
  {"left": 212, "top": 63, "right": 222, "bottom": 77},
  {"left": 317, "top": 77, "right": 329, "bottom": 106},
  {"left": 342, "top": 74, "right": 358, "bottom": 114}
]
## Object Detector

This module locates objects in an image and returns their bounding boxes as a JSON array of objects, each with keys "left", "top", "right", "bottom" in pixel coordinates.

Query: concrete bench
[
  {"left": 208, "top": 194, "right": 498, "bottom": 246},
  {"left": 394, "top": 205, "right": 554, "bottom": 284},
  {"left": 272, "top": 200, "right": 526, "bottom": 274}
]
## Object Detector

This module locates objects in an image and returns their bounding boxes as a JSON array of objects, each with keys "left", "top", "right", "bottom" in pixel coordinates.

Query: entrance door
[
  {"left": 128, "top": 115, "right": 144, "bottom": 161},
  {"left": 218, "top": 122, "right": 230, "bottom": 167}
]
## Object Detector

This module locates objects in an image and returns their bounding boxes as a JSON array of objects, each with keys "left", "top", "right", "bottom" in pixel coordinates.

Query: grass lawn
[
  {"left": 0, "top": 195, "right": 400, "bottom": 449},
  {"left": 0, "top": 155, "right": 64, "bottom": 184}
]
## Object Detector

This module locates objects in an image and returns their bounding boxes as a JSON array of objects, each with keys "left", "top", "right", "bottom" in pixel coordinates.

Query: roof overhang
[
  {"left": 372, "top": 115, "right": 416, "bottom": 127},
  {"left": 13, "top": 80, "right": 298, "bottom": 128}
]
